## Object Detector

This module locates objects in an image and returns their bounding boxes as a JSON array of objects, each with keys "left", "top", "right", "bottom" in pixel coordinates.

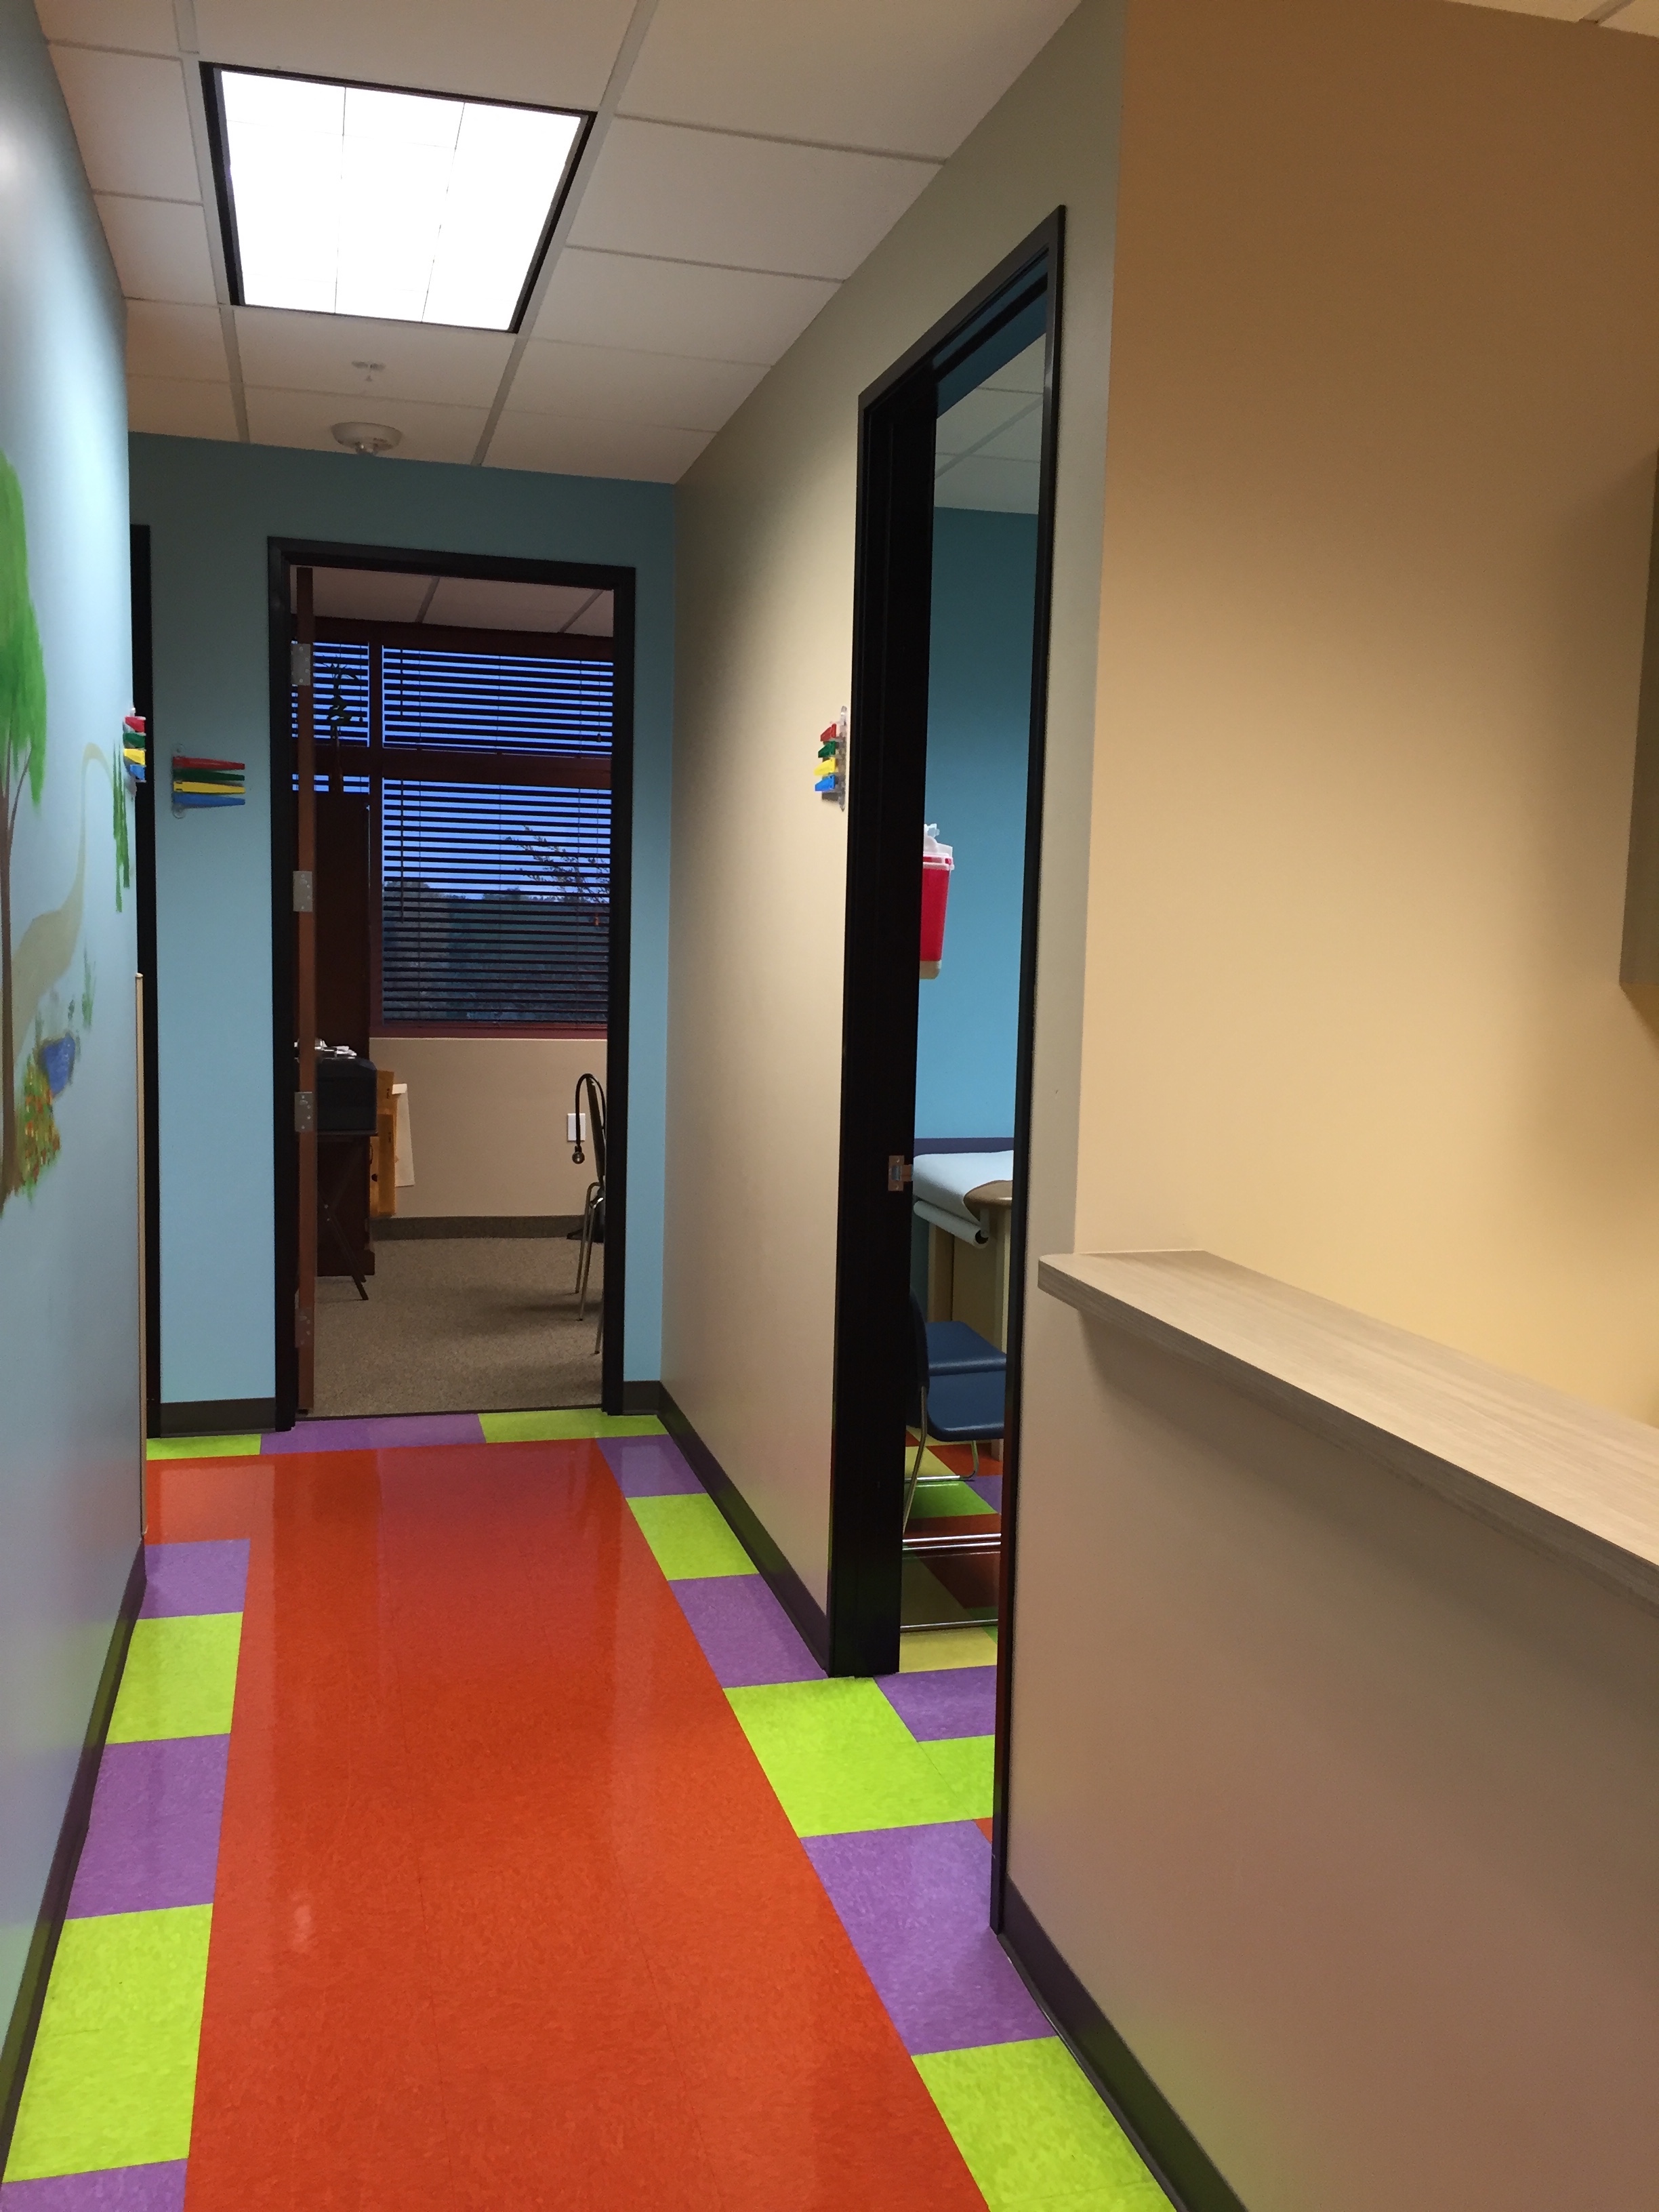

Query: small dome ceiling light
[{"left": 331, "top": 421, "right": 401, "bottom": 457}]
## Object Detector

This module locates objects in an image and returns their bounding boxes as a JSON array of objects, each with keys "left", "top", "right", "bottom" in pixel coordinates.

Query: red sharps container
[{"left": 920, "top": 824, "right": 954, "bottom": 979}]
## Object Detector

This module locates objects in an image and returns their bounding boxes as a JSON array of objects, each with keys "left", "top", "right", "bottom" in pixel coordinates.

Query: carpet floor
[{"left": 312, "top": 1236, "right": 604, "bottom": 1416}]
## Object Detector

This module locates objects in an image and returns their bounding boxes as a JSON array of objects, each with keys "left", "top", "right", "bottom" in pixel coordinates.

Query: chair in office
[
  {"left": 904, "top": 1292, "right": 1006, "bottom": 1532},
  {"left": 569, "top": 1071, "right": 607, "bottom": 1353}
]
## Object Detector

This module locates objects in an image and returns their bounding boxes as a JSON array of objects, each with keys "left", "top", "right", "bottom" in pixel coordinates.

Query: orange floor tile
[{"left": 157, "top": 1442, "right": 982, "bottom": 2211}]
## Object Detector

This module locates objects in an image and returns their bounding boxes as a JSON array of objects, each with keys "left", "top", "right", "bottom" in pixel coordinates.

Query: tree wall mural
[{"left": 0, "top": 449, "right": 130, "bottom": 1210}]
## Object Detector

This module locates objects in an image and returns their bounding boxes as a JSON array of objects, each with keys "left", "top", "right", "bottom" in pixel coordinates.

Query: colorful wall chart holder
[
  {"left": 815, "top": 708, "right": 847, "bottom": 809},
  {"left": 171, "top": 755, "right": 245, "bottom": 813},
  {"left": 121, "top": 712, "right": 146, "bottom": 784}
]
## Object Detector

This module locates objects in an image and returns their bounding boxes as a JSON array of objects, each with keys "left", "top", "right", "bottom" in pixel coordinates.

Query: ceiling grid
[{"left": 37, "top": 0, "right": 1656, "bottom": 483}]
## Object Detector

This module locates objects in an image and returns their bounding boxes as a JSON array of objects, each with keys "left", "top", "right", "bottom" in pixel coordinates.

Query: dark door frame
[
  {"left": 131, "top": 526, "right": 162, "bottom": 1433},
  {"left": 265, "top": 538, "right": 637, "bottom": 1429},
  {"left": 825, "top": 211, "right": 1065, "bottom": 1867}
]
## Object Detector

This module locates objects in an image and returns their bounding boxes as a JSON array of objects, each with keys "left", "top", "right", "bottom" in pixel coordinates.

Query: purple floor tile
[
  {"left": 804, "top": 1823, "right": 1047, "bottom": 2055},
  {"left": 142, "top": 1539, "right": 249, "bottom": 1619},
  {"left": 68, "top": 1738, "right": 229, "bottom": 1918},
  {"left": 670, "top": 1576, "right": 824, "bottom": 1687},
  {"left": 967, "top": 1473, "right": 1002, "bottom": 1511},
  {"left": 878, "top": 1666, "right": 997, "bottom": 1742},
  {"left": 0, "top": 2162, "right": 187, "bottom": 2208},
  {"left": 599, "top": 1433, "right": 703, "bottom": 1496},
  {"left": 261, "top": 1412, "right": 485, "bottom": 1453}
]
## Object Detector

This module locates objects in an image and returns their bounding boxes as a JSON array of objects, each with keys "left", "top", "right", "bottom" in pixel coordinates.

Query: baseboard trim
[
  {"left": 149, "top": 1397, "right": 275, "bottom": 1438},
  {"left": 372, "top": 1215, "right": 583, "bottom": 1240},
  {"left": 0, "top": 1543, "right": 146, "bottom": 2173},
  {"left": 620, "top": 1380, "right": 663, "bottom": 1416},
  {"left": 1000, "top": 1881, "right": 1250, "bottom": 2212},
  {"left": 658, "top": 1385, "right": 830, "bottom": 1669}
]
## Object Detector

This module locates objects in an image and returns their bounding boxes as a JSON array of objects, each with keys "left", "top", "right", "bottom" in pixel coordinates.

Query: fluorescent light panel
[{"left": 215, "top": 70, "right": 585, "bottom": 331}]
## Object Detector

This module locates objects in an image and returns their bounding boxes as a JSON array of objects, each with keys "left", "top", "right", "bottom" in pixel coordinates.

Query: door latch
[
  {"left": 290, "top": 641, "right": 312, "bottom": 689},
  {"left": 294, "top": 1090, "right": 315, "bottom": 1132},
  {"left": 293, "top": 869, "right": 313, "bottom": 912},
  {"left": 887, "top": 1155, "right": 913, "bottom": 1192}
]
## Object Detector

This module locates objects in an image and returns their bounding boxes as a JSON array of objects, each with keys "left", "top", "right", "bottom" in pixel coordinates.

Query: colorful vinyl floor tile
[
  {"left": 14, "top": 1426, "right": 1160, "bottom": 2211},
  {"left": 3, "top": 1543, "right": 247, "bottom": 2204}
]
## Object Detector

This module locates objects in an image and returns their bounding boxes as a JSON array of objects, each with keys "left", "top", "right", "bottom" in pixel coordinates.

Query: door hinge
[
  {"left": 293, "top": 869, "right": 314, "bottom": 913},
  {"left": 294, "top": 1089, "right": 315, "bottom": 1132},
  {"left": 290, "top": 641, "right": 312, "bottom": 689},
  {"left": 888, "top": 1155, "right": 913, "bottom": 1192}
]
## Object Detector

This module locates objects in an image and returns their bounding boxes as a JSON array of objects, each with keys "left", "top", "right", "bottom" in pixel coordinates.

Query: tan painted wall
[
  {"left": 1080, "top": 0, "right": 1659, "bottom": 1420},
  {"left": 663, "top": 0, "right": 1124, "bottom": 1607},
  {"left": 370, "top": 1036, "right": 605, "bottom": 1218},
  {"left": 1011, "top": 1292, "right": 1659, "bottom": 2211}
]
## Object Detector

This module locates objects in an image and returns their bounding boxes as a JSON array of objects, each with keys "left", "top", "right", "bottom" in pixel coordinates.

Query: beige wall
[
  {"left": 1012, "top": 1294, "right": 1659, "bottom": 2211},
  {"left": 370, "top": 1036, "right": 605, "bottom": 1218},
  {"left": 1081, "top": 0, "right": 1659, "bottom": 1421},
  {"left": 663, "top": 0, "right": 1124, "bottom": 1608}
]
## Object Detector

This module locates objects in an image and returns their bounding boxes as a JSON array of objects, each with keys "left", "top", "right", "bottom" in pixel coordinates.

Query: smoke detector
[{"left": 331, "top": 420, "right": 401, "bottom": 457}]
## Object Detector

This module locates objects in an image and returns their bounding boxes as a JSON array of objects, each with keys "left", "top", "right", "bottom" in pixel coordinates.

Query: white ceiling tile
[
  {"left": 985, "top": 338, "right": 1046, "bottom": 395},
  {"left": 568, "top": 119, "right": 937, "bottom": 281},
  {"left": 234, "top": 310, "right": 512, "bottom": 407},
  {"left": 39, "top": 0, "right": 178, "bottom": 54},
  {"left": 533, "top": 247, "right": 836, "bottom": 365},
  {"left": 621, "top": 0, "right": 1081, "bottom": 160},
  {"left": 486, "top": 411, "right": 710, "bottom": 481},
  {"left": 192, "top": 0, "right": 634, "bottom": 112},
  {"left": 1607, "top": 0, "right": 1659, "bottom": 32},
  {"left": 309, "top": 569, "right": 435, "bottom": 621},
  {"left": 935, "top": 385, "right": 1027, "bottom": 457},
  {"left": 127, "top": 375, "right": 239, "bottom": 440},
  {"left": 96, "top": 195, "right": 218, "bottom": 303},
  {"left": 51, "top": 47, "right": 200, "bottom": 200},
  {"left": 126, "top": 300, "right": 228, "bottom": 382},
  {"left": 564, "top": 592, "right": 614, "bottom": 636},
  {"left": 424, "top": 577, "right": 607, "bottom": 631},
  {"left": 244, "top": 388, "right": 488, "bottom": 464},
  {"left": 934, "top": 455, "right": 1038, "bottom": 514},
  {"left": 509, "top": 340, "right": 764, "bottom": 431},
  {"left": 978, "top": 407, "right": 1042, "bottom": 465},
  {"left": 1441, "top": 1, "right": 1593, "bottom": 16}
]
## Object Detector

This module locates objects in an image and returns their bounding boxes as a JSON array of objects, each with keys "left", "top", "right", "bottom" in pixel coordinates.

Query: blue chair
[{"left": 905, "top": 1294, "right": 1006, "bottom": 1531}]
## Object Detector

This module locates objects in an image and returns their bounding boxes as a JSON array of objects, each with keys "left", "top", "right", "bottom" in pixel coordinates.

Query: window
[{"left": 300, "top": 627, "right": 612, "bottom": 1034}]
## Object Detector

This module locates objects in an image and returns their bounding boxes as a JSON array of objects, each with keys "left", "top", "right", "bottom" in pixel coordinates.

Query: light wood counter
[{"left": 1039, "top": 1250, "right": 1659, "bottom": 1612}]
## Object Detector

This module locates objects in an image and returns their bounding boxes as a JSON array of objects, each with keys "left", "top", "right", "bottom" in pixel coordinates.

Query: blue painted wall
[
  {"left": 0, "top": 0, "right": 140, "bottom": 2042},
  {"left": 127, "top": 436, "right": 674, "bottom": 1399},
  {"left": 915, "top": 508, "right": 1038, "bottom": 1141}
]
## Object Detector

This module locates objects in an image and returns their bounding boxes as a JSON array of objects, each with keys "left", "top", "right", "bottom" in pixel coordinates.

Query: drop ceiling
[
  {"left": 37, "top": 0, "right": 1082, "bottom": 484},
  {"left": 293, "top": 568, "right": 614, "bottom": 633},
  {"left": 935, "top": 338, "right": 1044, "bottom": 515}
]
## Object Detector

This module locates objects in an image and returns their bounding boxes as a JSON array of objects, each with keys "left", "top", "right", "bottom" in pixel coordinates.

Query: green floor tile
[
  {"left": 726, "top": 1679, "right": 983, "bottom": 1835},
  {"left": 145, "top": 1433, "right": 259, "bottom": 1460},
  {"left": 920, "top": 1733, "right": 994, "bottom": 1818},
  {"left": 909, "top": 1479, "right": 995, "bottom": 1520},
  {"left": 108, "top": 1614, "right": 242, "bottom": 1742},
  {"left": 916, "top": 2039, "right": 1162, "bottom": 2211},
  {"left": 480, "top": 1408, "right": 665, "bottom": 1442},
  {"left": 628, "top": 1494, "right": 754, "bottom": 1578},
  {"left": 3, "top": 1907, "right": 211, "bottom": 2181},
  {"left": 899, "top": 1625, "right": 998, "bottom": 1673}
]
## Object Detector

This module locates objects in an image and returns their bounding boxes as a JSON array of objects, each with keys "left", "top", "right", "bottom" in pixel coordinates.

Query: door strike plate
[
  {"left": 887, "top": 1155, "right": 913, "bottom": 1192},
  {"left": 290, "top": 641, "right": 313, "bottom": 689},
  {"left": 294, "top": 1090, "right": 315, "bottom": 1132},
  {"left": 293, "top": 869, "right": 314, "bottom": 912}
]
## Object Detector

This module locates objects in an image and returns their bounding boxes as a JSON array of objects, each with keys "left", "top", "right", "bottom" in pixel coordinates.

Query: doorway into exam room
[
  {"left": 296, "top": 562, "right": 617, "bottom": 1419},
  {"left": 902, "top": 333, "right": 1043, "bottom": 1655}
]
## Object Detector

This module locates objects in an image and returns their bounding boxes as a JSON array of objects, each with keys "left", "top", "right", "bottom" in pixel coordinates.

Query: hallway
[{"left": 2, "top": 1418, "right": 1155, "bottom": 2210}]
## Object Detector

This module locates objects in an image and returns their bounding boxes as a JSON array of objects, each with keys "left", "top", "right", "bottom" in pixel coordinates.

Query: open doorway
[
  {"left": 825, "top": 222, "right": 1061, "bottom": 1767},
  {"left": 267, "top": 542, "right": 636, "bottom": 1429}
]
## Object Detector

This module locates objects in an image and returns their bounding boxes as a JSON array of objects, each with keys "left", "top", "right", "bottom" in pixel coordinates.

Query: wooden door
[{"left": 314, "top": 791, "right": 372, "bottom": 1277}]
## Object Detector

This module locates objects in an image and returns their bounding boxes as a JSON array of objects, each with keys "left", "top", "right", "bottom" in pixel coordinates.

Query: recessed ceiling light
[{"left": 207, "top": 68, "right": 588, "bottom": 333}]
